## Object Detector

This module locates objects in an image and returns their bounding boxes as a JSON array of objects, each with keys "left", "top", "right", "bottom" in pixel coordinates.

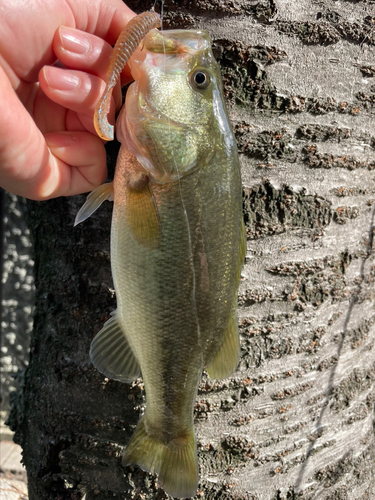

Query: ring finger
[{"left": 39, "top": 66, "right": 112, "bottom": 135}]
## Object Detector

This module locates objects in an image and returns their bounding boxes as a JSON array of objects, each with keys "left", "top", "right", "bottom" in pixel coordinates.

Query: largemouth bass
[{"left": 76, "top": 26, "right": 245, "bottom": 498}]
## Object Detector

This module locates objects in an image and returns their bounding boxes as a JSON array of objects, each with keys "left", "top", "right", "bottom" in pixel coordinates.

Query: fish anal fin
[
  {"left": 126, "top": 174, "right": 161, "bottom": 250},
  {"left": 74, "top": 182, "right": 114, "bottom": 226},
  {"left": 123, "top": 417, "right": 198, "bottom": 498},
  {"left": 206, "top": 313, "right": 240, "bottom": 380},
  {"left": 89, "top": 312, "right": 140, "bottom": 382}
]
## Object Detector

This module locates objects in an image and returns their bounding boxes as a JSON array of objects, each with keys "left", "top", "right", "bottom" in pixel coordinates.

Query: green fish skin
[{"left": 76, "top": 29, "right": 246, "bottom": 498}]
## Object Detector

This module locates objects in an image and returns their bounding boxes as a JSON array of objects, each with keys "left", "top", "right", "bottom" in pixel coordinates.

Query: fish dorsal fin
[
  {"left": 74, "top": 182, "right": 114, "bottom": 226},
  {"left": 125, "top": 174, "right": 161, "bottom": 249},
  {"left": 206, "top": 312, "right": 240, "bottom": 380},
  {"left": 90, "top": 311, "right": 140, "bottom": 382}
]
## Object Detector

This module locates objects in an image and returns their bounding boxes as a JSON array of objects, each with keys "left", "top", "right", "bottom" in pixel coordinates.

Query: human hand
[{"left": 0, "top": 0, "right": 135, "bottom": 200}]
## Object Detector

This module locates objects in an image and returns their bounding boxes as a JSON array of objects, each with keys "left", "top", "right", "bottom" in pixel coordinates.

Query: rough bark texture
[
  {"left": 9, "top": 1, "right": 375, "bottom": 499},
  {"left": 1, "top": 193, "right": 34, "bottom": 418}
]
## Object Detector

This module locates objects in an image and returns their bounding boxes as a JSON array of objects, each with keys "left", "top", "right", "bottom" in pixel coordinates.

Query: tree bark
[{"left": 10, "top": 1, "right": 375, "bottom": 499}]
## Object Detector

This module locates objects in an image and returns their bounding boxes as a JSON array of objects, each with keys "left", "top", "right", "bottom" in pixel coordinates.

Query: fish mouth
[{"left": 141, "top": 29, "right": 211, "bottom": 55}]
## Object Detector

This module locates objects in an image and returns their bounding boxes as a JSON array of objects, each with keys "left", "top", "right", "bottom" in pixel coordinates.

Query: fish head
[{"left": 116, "top": 29, "right": 232, "bottom": 184}]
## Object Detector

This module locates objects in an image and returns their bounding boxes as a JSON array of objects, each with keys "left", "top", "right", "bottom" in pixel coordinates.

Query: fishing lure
[{"left": 94, "top": 10, "right": 161, "bottom": 141}]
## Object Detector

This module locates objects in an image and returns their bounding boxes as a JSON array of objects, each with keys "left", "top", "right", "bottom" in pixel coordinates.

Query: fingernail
[
  {"left": 59, "top": 26, "right": 91, "bottom": 54},
  {"left": 43, "top": 66, "right": 80, "bottom": 91}
]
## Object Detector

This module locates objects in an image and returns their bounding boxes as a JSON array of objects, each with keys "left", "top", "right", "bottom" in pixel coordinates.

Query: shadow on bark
[{"left": 295, "top": 204, "right": 375, "bottom": 494}]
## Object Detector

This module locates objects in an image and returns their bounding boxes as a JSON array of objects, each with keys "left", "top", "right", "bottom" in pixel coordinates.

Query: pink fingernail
[
  {"left": 59, "top": 26, "right": 91, "bottom": 54},
  {"left": 43, "top": 66, "right": 80, "bottom": 91}
]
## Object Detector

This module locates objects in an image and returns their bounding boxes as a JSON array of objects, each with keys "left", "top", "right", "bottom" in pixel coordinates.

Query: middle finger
[{"left": 54, "top": 26, "right": 130, "bottom": 110}]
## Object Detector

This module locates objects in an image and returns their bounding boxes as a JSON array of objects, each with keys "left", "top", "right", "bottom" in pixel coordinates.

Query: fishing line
[{"left": 152, "top": 0, "right": 164, "bottom": 30}]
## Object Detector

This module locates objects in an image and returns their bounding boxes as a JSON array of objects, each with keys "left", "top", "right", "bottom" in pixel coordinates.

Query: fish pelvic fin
[
  {"left": 74, "top": 182, "right": 114, "bottom": 226},
  {"left": 125, "top": 175, "right": 161, "bottom": 250},
  {"left": 123, "top": 417, "right": 198, "bottom": 498},
  {"left": 89, "top": 312, "right": 140, "bottom": 382},
  {"left": 206, "top": 312, "right": 240, "bottom": 380}
]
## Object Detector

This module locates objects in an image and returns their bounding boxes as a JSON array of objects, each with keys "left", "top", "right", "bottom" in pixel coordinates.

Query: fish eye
[{"left": 190, "top": 70, "right": 211, "bottom": 90}]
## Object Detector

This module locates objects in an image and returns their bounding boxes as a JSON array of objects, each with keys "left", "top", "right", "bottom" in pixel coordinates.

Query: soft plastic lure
[{"left": 93, "top": 11, "right": 161, "bottom": 141}]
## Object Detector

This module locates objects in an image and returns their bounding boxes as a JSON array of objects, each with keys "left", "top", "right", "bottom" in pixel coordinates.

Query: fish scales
[
  {"left": 76, "top": 26, "right": 245, "bottom": 498},
  {"left": 113, "top": 150, "right": 240, "bottom": 422}
]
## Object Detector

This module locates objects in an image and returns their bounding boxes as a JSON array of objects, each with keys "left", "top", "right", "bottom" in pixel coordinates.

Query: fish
[{"left": 76, "top": 25, "right": 246, "bottom": 499}]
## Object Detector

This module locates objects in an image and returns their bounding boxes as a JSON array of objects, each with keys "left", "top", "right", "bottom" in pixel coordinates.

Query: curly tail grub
[{"left": 94, "top": 11, "right": 161, "bottom": 141}]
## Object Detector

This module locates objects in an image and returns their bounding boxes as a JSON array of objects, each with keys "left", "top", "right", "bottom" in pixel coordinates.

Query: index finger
[{"left": 72, "top": 0, "right": 136, "bottom": 46}]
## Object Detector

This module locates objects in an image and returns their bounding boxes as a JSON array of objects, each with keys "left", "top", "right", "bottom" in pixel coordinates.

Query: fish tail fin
[{"left": 122, "top": 416, "right": 198, "bottom": 498}]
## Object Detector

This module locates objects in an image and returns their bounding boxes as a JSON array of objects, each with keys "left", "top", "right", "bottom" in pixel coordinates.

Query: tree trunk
[{"left": 10, "top": 1, "right": 375, "bottom": 499}]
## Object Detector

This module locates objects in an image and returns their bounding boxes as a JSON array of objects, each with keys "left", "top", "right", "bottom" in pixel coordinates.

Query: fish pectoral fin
[
  {"left": 126, "top": 176, "right": 161, "bottom": 250},
  {"left": 123, "top": 416, "right": 198, "bottom": 498},
  {"left": 206, "top": 312, "right": 240, "bottom": 380},
  {"left": 89, "top": 312, "right": 140, "bottom": 383},
  {"left": 74, "top": 182, "right": 114, "bottom": 226}
]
